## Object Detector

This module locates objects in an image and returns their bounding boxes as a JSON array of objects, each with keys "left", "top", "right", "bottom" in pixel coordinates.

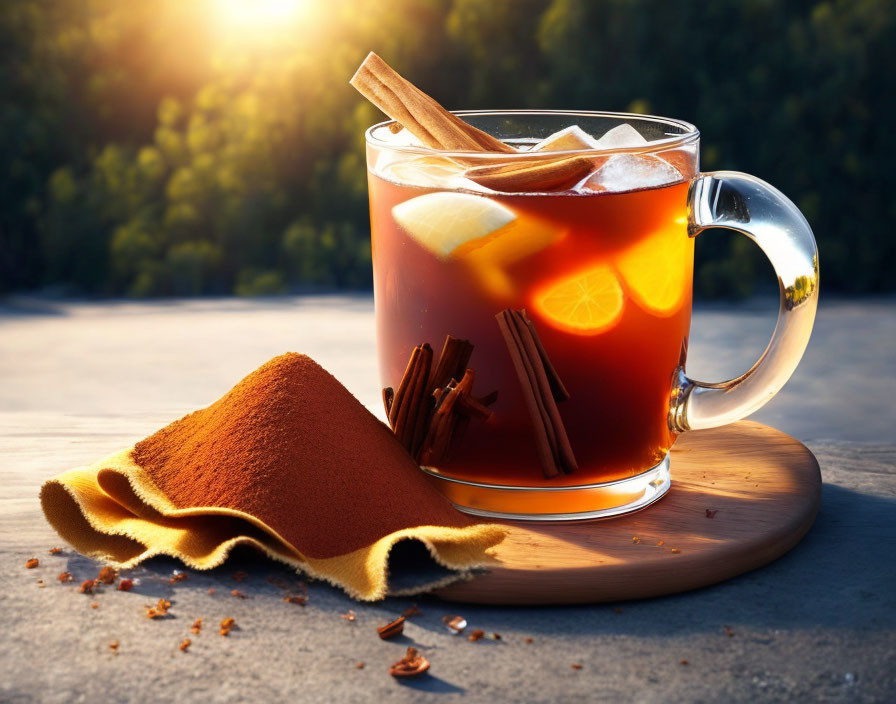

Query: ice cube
[
  {"left": 530, "top": 125, "right": 599, "bottom": 152},
  {"left": 593, "top": 123, "right": 648, "bottom": 149},
  {"left": 578, "top": 153, "right": 682, "bottom": 193}
]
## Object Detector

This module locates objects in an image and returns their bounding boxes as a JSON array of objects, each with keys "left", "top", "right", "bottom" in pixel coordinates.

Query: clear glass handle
[{"left": 669, "top": 171, "right": 819, "bottom": 432}]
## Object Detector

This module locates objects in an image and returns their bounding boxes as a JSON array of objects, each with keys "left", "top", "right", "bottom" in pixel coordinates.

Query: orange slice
[
  {"left": 532, "top": 264, "right": 624, "bottom": 335},
  {"left": 615, "top": 226, "right": 691, "bottom": 316}
]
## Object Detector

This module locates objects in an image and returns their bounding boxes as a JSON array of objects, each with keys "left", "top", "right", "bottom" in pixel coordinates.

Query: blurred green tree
[{"left": 0, "top": 0, "right": 893, "bottom": 297}]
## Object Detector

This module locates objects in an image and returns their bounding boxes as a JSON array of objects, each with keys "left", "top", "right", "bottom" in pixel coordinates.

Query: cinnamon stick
[
  {"left": 382, "top": 387, "right": 394, "bottom": 416},
  {"left": 499, "top": 312, "right": 561, "bottom": 477},
  {"left": 430, "top": 335, "right": 473, "bottom": 391},
  {"left": 385, "top": 335, "right": 496, "bottom": 464},
  {"left": 350, "top": 52, "right": 512, "bottom": 154},
  {"left": 496, "top": 309, "right": 577, "bottom": 477},
  {"left": 388, "top": 344, "right": 433, "bottom": 449},
  {"left": 389, "top": 347, "right": 420, "bottom": 429},
  {"left": 350, "top": 53, "right": 595, "bottom": 192},
  {"left": 521, "top": 314, "right": 570, "bottom": 403},
  {"left": 420, "top": 369, "right": 475, "bottom": 465},
  {"left": 409, "top": 383, "right": 434, "bottom": 459},
  {"left": 456, "top": 393, "right": 493, "bottom": 419},
  {"left": 510, "top": 313, "right": 574, "bottom": 468},
  {"left": 400, "top": 343, "right": 432, "bottom": 448},
  {"left": 463, "top": 156, "right": 594, "bottom": 193}
]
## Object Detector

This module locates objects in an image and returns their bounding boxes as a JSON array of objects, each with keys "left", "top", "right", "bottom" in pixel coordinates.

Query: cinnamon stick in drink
[
  {"left": 350, "top": 52, "right": 595, "bottom": 193},
  {"left": 496, "top": 309, "right": 577, "bottom": 477},
  {"left": 350, "top": 52, "right": 512, "bottom": 154},
  {"left": 463, "top": 156, "right": 594, "bottom": 193},
  {"left": 385, "top": 336, "right": 496, "bottom": 464}
]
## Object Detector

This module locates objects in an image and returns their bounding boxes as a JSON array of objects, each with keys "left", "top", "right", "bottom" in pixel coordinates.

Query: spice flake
[
  {"left": 442, "top": 615, "right": 467, "bottom": 634},
  {"left": 389, "top": 647, "right": 430, "bottom": 678},
  {"left": 146, "top": 598, "right": 171, "bottom": 619},
  {"left": 377, "top": 616, "right": 405, "bottom": 640},
  {"left": 97, "top": 566, "right": 117, "bottom": 584},
  {"left": 220, "top": 617, "right": 236, "bottom": 636},
  {"left": 25, "top": 558, "right": 39, "bottom": 569}
]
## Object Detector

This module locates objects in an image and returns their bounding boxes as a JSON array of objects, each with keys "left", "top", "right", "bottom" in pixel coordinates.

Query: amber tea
[
  {"left": 370, "top": 125, "right": 695, "bottom": 516},
  {"left": 355, "top": 53, "right": 818, "bottom": 520}
]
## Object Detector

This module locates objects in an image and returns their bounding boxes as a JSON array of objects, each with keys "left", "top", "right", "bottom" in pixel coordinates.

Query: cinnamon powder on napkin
[{"left": 131, "top": 353, "right": 475, "bottom": 558}]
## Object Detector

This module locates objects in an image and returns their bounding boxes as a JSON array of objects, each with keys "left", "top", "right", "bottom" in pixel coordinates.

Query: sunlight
[{"left": 214, "top": 0, "right": 305, "bottom": 29}]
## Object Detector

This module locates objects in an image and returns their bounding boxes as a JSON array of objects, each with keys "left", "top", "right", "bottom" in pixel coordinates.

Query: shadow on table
[
  {"left": 419, "top": 483, "right": 896, "bottom": 636},
  {"left": 395, "top": 676, "right": 465, "bottom": 695},
  {"left": 56, "top": 483, "right": 895, "bottom": 642}
]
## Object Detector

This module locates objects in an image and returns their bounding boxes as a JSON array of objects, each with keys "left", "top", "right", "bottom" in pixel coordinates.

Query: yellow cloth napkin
[
  {"left": 39, "top": 354, "right": 506, "bottom": 601},
  {"left": 40, "top": 449, "right": 504, "bottom": 600}
]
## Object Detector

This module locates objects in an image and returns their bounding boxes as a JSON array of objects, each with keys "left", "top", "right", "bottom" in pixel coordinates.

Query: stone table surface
[{"left": 1, "top": 295, "right": 894, "bottom": 703}]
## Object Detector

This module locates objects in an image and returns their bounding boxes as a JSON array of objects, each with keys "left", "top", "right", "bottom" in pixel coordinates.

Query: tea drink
[{"left": 369, "top": 125, "right": 698, "bottom": 514}]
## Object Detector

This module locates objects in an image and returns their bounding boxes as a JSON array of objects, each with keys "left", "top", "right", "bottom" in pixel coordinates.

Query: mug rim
[{"left": 365, "top": 109, "right": 700, "bottom": 159}]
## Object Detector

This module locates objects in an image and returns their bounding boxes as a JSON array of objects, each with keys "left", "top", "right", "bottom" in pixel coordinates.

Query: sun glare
[{"left": 215, "top": 0, "right": 305, "bottom": 29}]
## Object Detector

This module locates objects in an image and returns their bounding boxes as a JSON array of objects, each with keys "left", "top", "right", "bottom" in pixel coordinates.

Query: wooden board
[{"left": 435, "top": 421, "right": 821, "bottom": 604}]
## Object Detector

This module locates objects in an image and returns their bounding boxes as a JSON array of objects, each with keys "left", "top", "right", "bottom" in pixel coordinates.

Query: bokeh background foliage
[{"left": 1, "top": 0, "right": 893, "bottom": 297}]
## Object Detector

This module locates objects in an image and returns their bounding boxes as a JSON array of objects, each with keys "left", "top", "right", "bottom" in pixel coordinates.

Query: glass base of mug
[{"left": 419, "top": 454, "right": 671, "bottom": 522}]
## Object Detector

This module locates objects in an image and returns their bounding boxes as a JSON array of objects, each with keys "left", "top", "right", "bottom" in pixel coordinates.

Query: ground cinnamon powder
[{"left": 132, "top": 353, "right": 475, "bottom": 558}]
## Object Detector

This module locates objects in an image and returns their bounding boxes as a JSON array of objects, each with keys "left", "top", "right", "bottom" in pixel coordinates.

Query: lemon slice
[
  {"left": 533, "top": 264, "right": 625, "bottom": 335},
  {"left": 615, "top": 227, "right": 692, "bottom": 315},
  {"left": 462, "top": 212, "right": 560, "bottom": 298},
  {"left": 392, "top": 192, "right": 517, "bottom": 258},
  {"left": 380, "top": 156, "right": 466, "bottom": 189}
]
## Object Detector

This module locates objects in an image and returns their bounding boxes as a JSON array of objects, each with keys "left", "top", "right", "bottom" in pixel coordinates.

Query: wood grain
[{"left": 435, "top": 421, "right": 821, "bottom": 604}]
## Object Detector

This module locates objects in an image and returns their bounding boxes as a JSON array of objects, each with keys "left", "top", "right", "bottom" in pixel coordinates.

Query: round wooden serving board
[{"left": 435, "top": 421, "right": 821, "bottom": 605}]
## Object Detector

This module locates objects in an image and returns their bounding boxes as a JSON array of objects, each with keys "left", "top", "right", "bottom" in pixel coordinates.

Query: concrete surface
[{"left": 1, "top": 295, "right": 894, "bottom": 703}]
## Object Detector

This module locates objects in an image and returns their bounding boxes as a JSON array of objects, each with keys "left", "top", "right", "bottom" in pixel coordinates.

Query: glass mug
[{"left": 365, "top": 111, "right": 818, "bottom": 520}]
